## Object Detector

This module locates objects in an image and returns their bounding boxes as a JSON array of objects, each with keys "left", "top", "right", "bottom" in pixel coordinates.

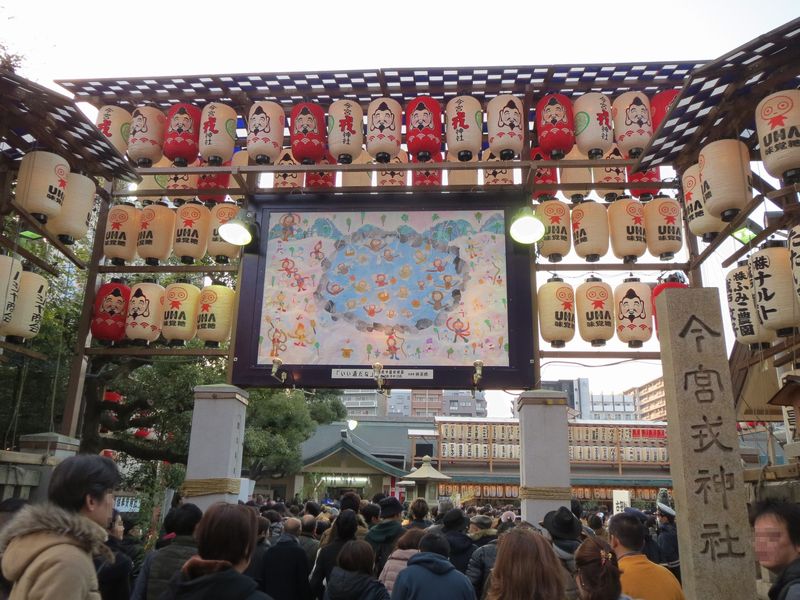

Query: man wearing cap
[
  {"left": 656, "top": 502, "right": 680, "bottom": 582},
  {"left": 468, "top": 515, "right": 497, "bottom": 548},
  {"left": 365, "top": 497, "right": 405, "bottom": 576},
  {"left": 623, "top": 506, "right": 661, "bottom": 564},
  {"left": 441, "top": 509, "right": 476, "bottom": 573},
  {"left": 542, "top": 506, "right": 583, "bottom": 600}
]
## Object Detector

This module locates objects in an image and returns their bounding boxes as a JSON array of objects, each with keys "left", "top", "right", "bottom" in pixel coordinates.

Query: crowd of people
[{"left": 1, "top": 454, "right": 799, "bottom": 599}]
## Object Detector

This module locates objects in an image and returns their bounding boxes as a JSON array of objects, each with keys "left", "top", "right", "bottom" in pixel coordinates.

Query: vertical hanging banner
[{"left": 655, "top": 288, "right": 755, "bottom": 599}]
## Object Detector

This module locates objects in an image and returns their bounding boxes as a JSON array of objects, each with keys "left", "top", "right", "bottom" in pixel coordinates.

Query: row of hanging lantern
[
  {"left": 90, "top": 278, "right": 235, "bottom": 346},
  {"left": 0, "top": 255, "right": 49, "bottom": 343}
]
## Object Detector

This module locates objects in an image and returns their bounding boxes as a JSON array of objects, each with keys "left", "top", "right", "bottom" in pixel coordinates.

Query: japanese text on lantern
[
  {"left": 750, "top": 254, "right": 777, "bottom": 323},
  {"left": 726, "top": 269, "right": 756, "bottom": 338}
]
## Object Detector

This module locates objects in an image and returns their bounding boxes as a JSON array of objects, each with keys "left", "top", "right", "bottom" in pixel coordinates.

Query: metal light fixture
[
  {"left": 509, "top": 206, "right": 545, "bottom": 244},
  {"left": 219, "top": 209, "right": 258, "bottom": 247}
]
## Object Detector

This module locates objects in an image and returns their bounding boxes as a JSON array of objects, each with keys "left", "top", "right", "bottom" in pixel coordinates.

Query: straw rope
[
  {"left": 518, "top": 486, "right": 572, "bottom": 501},
  {"left": 182, "top": 477, "right": 241, "bottom": 497}
]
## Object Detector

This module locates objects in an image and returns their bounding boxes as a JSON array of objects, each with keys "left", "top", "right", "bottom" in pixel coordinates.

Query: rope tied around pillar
[
  {"left": 518, "top": 485, "right": 572, "bottom": 501},
  {"left": 182, "top": 477, "right": 241, "bottom": 497}
]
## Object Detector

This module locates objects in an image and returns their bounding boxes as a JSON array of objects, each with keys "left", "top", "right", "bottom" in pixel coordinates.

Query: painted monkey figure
[
  {"left": 428, "top": 290, "right": 445, "bottom": 310},
  {"left": 446, "top": 317, "right": 470, "bottom": 343},
  {"left": 269, "top": 327, "right": 288, "bottom": 357}
]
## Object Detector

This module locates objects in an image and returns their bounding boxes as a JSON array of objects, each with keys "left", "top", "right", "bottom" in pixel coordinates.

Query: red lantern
[
  {"left": 305, "top": 152, "right": 336, "bottom": 188},
  {"left": 163, "top": 103, "right": 201, "bottom": 166},
  {"left": 652, "top": 274, "right": 688, "bottom": 337},
  {"left": 91, "top": 279, "right": 131, "bottom": 344},
  {"left": 290, "top": 102, "right": 327, "bottom": 165},
  {"left": 406, "top": 96, "right": 442, "bottom": 162},
  {"left": 650, "top": 90, "right": 680, "bottom": 132},
  {"left": 412, "top": 152, "right": 442, "bottom": 186},
  {"left": 531, "top": 147, "right": 557, "bottom": 200},
  {"left": 536, "top": 94, "right": 575, "bottom": 159},
  {"left": 626, "top": 166, "right": 661, "bottom": 200},
  {"left": 197, "top": 160, "right": 231, "bottom": 204}
]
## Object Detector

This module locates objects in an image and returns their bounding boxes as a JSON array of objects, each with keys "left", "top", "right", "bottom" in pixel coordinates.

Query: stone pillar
[
  {"left": 183, "top": 384, "right": 249, "bottom": 512},
  {"left": 656, "top": 288, "right": 756, "bottom": 599},
  {"left": 516, "top": 390, "right": 571, "bottom": 525}
]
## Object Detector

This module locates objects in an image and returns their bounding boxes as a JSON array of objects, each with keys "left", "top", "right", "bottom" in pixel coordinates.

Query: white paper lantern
[
  {"left": 1, "top": 270, "right": 47, "bottom": 342},
  {"left": 103, "top": 203, "right": 140, "bottom": 266},
  {"left": 482, "top": 151, "right": 514, "bottom": 186},
  {"left": 196, "top": 284, "right": 236, "bottom": 347},
  {"left": 573, "top": 92, "right": 614, "bottom": 159},
  {"left": 446, "top": 152, "right": 478, "bottom": 186},
  {"left": 576, "top": 277, "right": 614, "bottom": 347},
  {"left": 725, "top": 261, "right": 776, "bottom": 348},
  {"left": 162, "top": 282, "right": 201, "bottom": 345},
  {"left": 486, "top": 95, "right": 524, "bottom": 160},
  {"left": 247, "top": 101, "right": 285, "bottom": 165},
  {"left": 608, "top": 196, "right": 646, "bottom": 263},
  {"left": 328, "top": 99, "right": 364, "bottom": 164},
  {"left": 127, "top": 106, "right": 166, "bottom": 167},
  {"left": 612, "top": 92, "right": 653, "bottom": 158},
  {"left": 536, "top": 199, "right": 571, "bottom": 262},
  {"left": 680, "top": 163, "right": 725, "bottom": 243},
  {"left": 126, "top": 281, "right": 165, "bottom": 344},
  {"left": 592, "top": 145, "right": 626, "bottom": 201},
  {"left": 571, "top": 199, "right": 609, "bottom": 262},
  {"left": 537, "top": 276, "right": 575, "bottom": 348},
  {"left": 173, "top": 201, "right": 211, "bottom": 264},
  {"left": 366, "top": 98, "right": 402, "bottom": 163},
  {"left": 199, "top": 102, "right": 237, "bottom": 165},
  {"left": 274, "top": 149, "right": 301, "bottom": 189},
  {"left": 643, "top": 195, "right": 683, "bottom": 261},
  {"left": 446, "top": 95, "right": 482, "bottom": 162},
  {"left": 699, "top": 139, "right": 753, "bottom": 222},
  {"left": 15, "top": 151, "right": 69, "bottom": 224},
  {"left": 0, "top": 255, "right": 22, "bottom": 333},
  {"left": 791, "top": 226, "right": 800, "bottom": 311},
  {"left": 95, "top": 105, "right": 132, "bottom": 155},
  {"left": 45, "top": 172, "right": 95, "bottom": 244},
  {"left": 378, "top": 151, "right": 408, "bottom": 187},
  {"left": 749, "top": 240, "right": 800, "bottom": 337},
  {"left": 614, "top": 277, "right": 653, "bottom": 348},
  {"left": 208, "top": 203, "right": 242, "bottom": 263},
  {"left": 166, "top": 159, "right": 200, "bottom": 205},
  {"left": 559, "top": 147, "right": 592, "bottom": 202},
  {"left": 755, "top": 90, "right": 800, "bottom": 184},
  {"left": 137, "top": 201, "right": 175, "bottom": 265}
]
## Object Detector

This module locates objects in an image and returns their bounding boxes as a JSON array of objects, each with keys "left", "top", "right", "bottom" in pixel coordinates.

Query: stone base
[
  {"left": 183, "top": 492, "right": 240, "bottom": 513},
  {"left": 19, "top": 433, "right": 80, "bottom": 459}
]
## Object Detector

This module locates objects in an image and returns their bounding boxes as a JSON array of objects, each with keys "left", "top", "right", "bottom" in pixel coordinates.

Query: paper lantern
[
  {"left": 45, "top": 172, "right": 95, "bottom": 244},
  {"left": 559, "top": 147, "right": 592, "bottom": 202},
  {"left": 406, "top": 96, "right": 442, "bottom": 162},
  {"left": 445, "top": 95, "right": 482, "bottom": 162},
  {"left": 537, "top": 276, "right": 575, "bottom": 348},
  {"left": 749, "top": 240, "right": 800, "bottom": 337},
  {"left": 366, "top": 98, "right": 402, "bottom": 163},
  {"left": 612, "top": 92, "right": 653, "bottom": 158},
  {"left": 0, "top": 255, "right": 22, "bottom": 333},
  {"left": 643, "top": 195, "right": 682, "bottom": 260},
  {"left": 199, "top": 102, "right": 237, "bottom": 165},
  {"left": 626, "top": 166, "right": 660, "bottom": 200},
  {"left": 163, "top": 103, "right": 202, "bottom": 166},
  {"left": 103, "top": 202, "right": 140, "bottom": 266},
  {"left": 15, "top": 151, "right": 69, "bottom": 223},
  {"left": 650, "top": 90, "right": 680, "bottom": 132},
  {"left": 247, "top": 101, "right": 285, "bottom": 165},
  {"left": 445, "top": 151, "right": 478, "bottom": 186},
  {"left": 291, "top": 102, "right": 327, "bottom": 164},
  {"left": 163, "top": 158, "right": 198, "bottom": 206},
  {"left": 305, "top": 152, "right": 337, "bottom": 188},
  {"left": 197, "top": 159, "right": 231, "bottom": 204},
  {"left": 699, "top": 139, "right": 752, "bottom": 221},
  {"left": 162, "top": 282, "right": 201, "bottom": 345},
  {"left": 576, "top": 277, "right": 614, "bottom": 347},
  {"left": 536, "top": 94, "right": 575, "bottom": 159},
  {"left": 652, "top": 274, "right": 687, "bottom": 337},
  {"left": 614, "top": 277, "right": 653, "bottom": 348},
  {"left": 1, "top": 269, "right": 48, "bottom": 343},
  {"left": 196, "top": 284, "right": 236, "bottom": 346},
  {"left": 328, "top": 100, "right": 364, "bottom": 164},
  {"left": 136, "top": 156, "right": 171, "bottom": 201},
  {"left": 755, "top": 90, "right": 800, "bottom": 183},
  {"left": 378, "top": 151, "right": 408, "bottom": 187},
  {"left": 680, "top": 163, "right": 724, "bottom": 243},
  {"left": 486, "top": 94, "right": 524, "bottom": 160},
  {"left": 791, "top": 226, "right": 800, "bottom": 309},
  {"left": 127, "top": 106, "right": 166, "bottom": 167},
  {"left": 91, "top": 279, "right": 131, "bottom": 344},
  {"left": 536, "top": 198, "right": 571, "bottom": 262},
  {"left": 571, "top": 199, "right": 609, "bottom": 262},
  {"left": 592, "top": 145, "right": 625, "bottom": 201},
  {"left": 274, "top": 149, "right": 301, "bottom": 189},
  {"left": 208, "top": 203, "right": 242, "bottom": 263},
  {"left": 412, "top": 152, "right": 442, "bottom": 187},
  {"left": 95, "top": 106, "right": 132, "bottom": 155},
  {"left": 341, "top": 151, "right": 374, "bottom": 187},
  {"left": 608, "top": 196, "right": 646, "bottom": 264},
  {"left": 173, "top": 201, "right": 211, "bottom": 264},
  {"left": 725, "top": 262, "right": 776, "bottom": 349},
  {"left": 573, "top": 93, "right": 614, "bottom": 159},
  {"left": 482, "top": 151, "right": 513, "bottom": 186},
  {"left": 136, "top": 201, "right": 175, "bottom": 266},
  {"left": 125, "top": 281, "right": 165, "bottom": 344},
  {"left": 531, "top": 147, "right": 557, "bottom": 200}
]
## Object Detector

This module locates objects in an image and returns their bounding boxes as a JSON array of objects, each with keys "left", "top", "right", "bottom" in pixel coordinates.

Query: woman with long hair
[
  {"left": 574, "top": 537, "right": 632, "bottom": 600},
  {"left": 378, "top": 528, "right": 425, "bottom": 593},
  {"left": 485, "top": 527, "right": 565, "bottom": 600}
]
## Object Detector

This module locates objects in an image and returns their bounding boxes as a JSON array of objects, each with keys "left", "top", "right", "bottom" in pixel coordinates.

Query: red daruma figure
[
  {"left": 406, "top": 96, "right": 442, "bottom": 162},
  {"left": 91, "top": 279, "right": 131, "bottom": 345},
  {"left": 412, "top": 152, "right": 442, "bottom": 186},
  {"left": 163, "top": 103, "right": 202, "bottom": 166},
  {"left": 531, "top": 147, "right": 557, "bottom": 200},
  {"left": 291, "top": 102, "right": 327, "bottom": 164},
  {"left": 536, "top": 94, "right": 575, "bottom": 159}
]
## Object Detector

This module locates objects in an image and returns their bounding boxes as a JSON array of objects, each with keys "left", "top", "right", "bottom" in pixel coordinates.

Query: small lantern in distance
[
  {"left": 412, "top": 152, "right": 442, "bottom": 187},
  {"left": 163, "top": 103, "right": 202, "bottom": 167},
  {"left": 406, "top": 96, "right": 442, "bottom": 162},
  {"left": 536, "top": 93, "right": 575, "bottom": 160},
  {"left": 626, "top": 165, "right": 661, "bottom": 201},
  {"left": 274, "top": 149, "right": 301, "bottom": 189},
  {"left": 291, "top": 102, "right": 327, "bottom": 165}
]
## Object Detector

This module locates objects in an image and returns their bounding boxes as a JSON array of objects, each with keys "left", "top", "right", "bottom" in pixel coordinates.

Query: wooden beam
[
  {"left": 0, "top": 340, "right": 48, "bottom": 361},
  {"left": 721, "top": 214, "right": 793, "bottom": 268},
  {"left": 83, "top": 346, "right": 230, "bottom": 357},
  {"left": 97, "top": 264, "right": 239, "bottom": 274},
  {"left": 534, "top": 262, "right": 689, "bottom": 272},
  {"left": 9, "top": 200, "right": 86, "bottom": 269},
  {"left": 0, "top": 234, "right": 59, "bottom": 276},
  {"left": 539, "top": 350, "right": 660, "bottom": 360}
]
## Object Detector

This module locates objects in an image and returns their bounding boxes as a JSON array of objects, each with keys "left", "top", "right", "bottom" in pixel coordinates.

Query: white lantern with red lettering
[
  {"left": 614, "top": 277, "right": 653, "bottom": 348},
  {"left": 274, "top": 149, "right": 301, "bottom": 189},
  {"left": 0, "top": 268, "right": 47, "bottom": 343},
  {"left": 592, "top": 145, "right": 625, "bottom": 201},
  {"left": 328, "top": 99, "right": 364, "bottom": 164},
  {"left": 699, "top": 139, "right": 752, "bottom": 222},
  {"left": 726, "top": 261, "right": 777, "bottom": 348},
  {"left": 537, "top": 276, "right": 575, "bottom": 348},
  {"left": 173, "top": 201, "right": 211, "bottom": 264},
  {"left": 571, "top": 199, "right": 609, "bottom": 263},
  {"left": 608, "top": 196, "right": 646, "bottom": 264},
  {"left": 559, "top": 147, "right": 592, "bottom": 202},
  {"left": 378, "top": 151, "right": 408, "bottom": 187},
  {"left": 446, "top": 95, "right": 482, "bottom": 162},
  {"left": 643, "top": 194, "right": 683, "bottom": 261},
  {"left": 612, "top": 92, "right": 653, "bottom": 158},
  {"left": 749, "top": 240, "right": 800, "bottom": 337},
  {"left": 15, "top": 151, "right": 69, "bottom": 224},
  {"left": 208, "top": 203, "right": 242, "bottom": 263},
  {"left": 536, "top": 198, "right": 571, "bottom": 262},
  {"left": 197, "top": 284, "right": 236, "bottom": 347},
  {"left": 103, "top": 202, "right": 140, "bottom": 266},
  {"left": 576, "top": 277, "right": 614, "bottom": 347},
  {"left": 127, "top": 106, "right": 166, "bottom": 167},
  {"left": 247, "top": 101, "right": 285, "bottom": 165},
  {"left": 573, "top": 93, "right": 614, "bottom": 159},
  {"left": 199, "top": 102, "right": 237, "bottom": 166},
  {"left": 482, "top": 151, "right": 513, "bottom": 186},
  {"left": 755, "top": 90, "right": 800, "bottom": 184},
  {"left": 680, "top": 163, "right": 724, "bottom": 243},
  {"left": 95, "top": 106, "right": 132, "bottom": 155},
  {"left": 162, "top": 281, "right": 201, "bottom": 345},
  {"left": 137, "top": 201, "right": 175, "bottom": 266},
  {"left": 45, "top": 172, "right": 95, "bottom": 244},
  {"left": 125, "top": 280, "right": 165, "bottom": 344},
  {"left": 446, "top": 152, "right": 478, "bottom": 186},
  {"left": 486, "top": 95, "right": 524, "bottom": 160},
  {"left": 366, "top": 98, "right": 402, "bottom": 163}
]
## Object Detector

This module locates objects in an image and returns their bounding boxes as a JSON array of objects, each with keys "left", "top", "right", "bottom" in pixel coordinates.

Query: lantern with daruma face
[
  {"left": 725, "top": 261, "right": 776, "bottom": 349},
  {"left": 592, "top": 145, "right": 625, "bottom": 201},
  {"left": 576, "top": 277, "right": 614, "bottom": 347},
  {"left": 305, "top": 152, "right": 337, "bottom": 188},
  {"left": 482, "top": 151, "right": 513, "bottom": 186},
  {"left": 538, "top": 276, "right": 575, "bottom": 348},
  {"left": 127, "top": 106, "right": 166, "bottom": 167},
  {"left": 165, "top": 158, "right": 199, "bottom": 206},
  {"left": 0, "top": 255, "right": 22, "bottom": 332},
  {"left": 536, "top": 198, "right": 571, "bottom": 262},
  {"left": 756, "top": 90, "right": 800, "bottom": 184},
  {"left": 412, "top": 153, "right": 442, "bottom": 187},
  {"left": 650, "top": 89, "right": 680, "bottom": 132},
  {"left": 612, "top": 92, "right": 653, "bottom": 158},
  {"left": 486, "top": 94, "right": 524, "bottom": 160},
  {"left": 291, "top": 102, "right": 327, "bottom": 165},
  {"left": 643, "top": 194, "right": 683, "bottom": 261},
  {"left": 366, "top": 98, "right": 402, "bottom": 163},
  {"left": 559, "top": 147, "right": 592, "bottom": 202},
  {"left": 608, "top": 196, "right": 646, "bottom": 264},
  {"left": 163, "top": 103, "right": 202, "bottom": 166},
  {"left": 680, "top": 163, "right": 724, "bottom": 243},
  {"left": 626, "top": 166, "right": 660, "bottom": 201},
  {"left": 125, "top": 280, "right": 165, "bottom": 344},
  {"left": 247, "top": 101, "right": 285, "bottom": 165},
  {"left": 573, "top": 93, "right": 614, "bottom": 159},
  {"left": 531, "top": 147, "right": 557, "bottom": 200},
  {"left": 614, "top": 277, "right": 653, "bottom": 348},
  {"left": 406, "top": 97, "right": 442, "bottom": 162},
  {"left": 274, "top": 149, "right": 301, "bottom": 189},
  {"left": 571, "top": 199, "right": 609, "bottom": 263},
  {"left": 699, "top": 138, "right": 752, "bottom": 222},
  {"left": 15, "top": 151, "right": 69, "bottom": 224},
  {"left": 199, "top": 102, "right": 237, "bottom": 166},
  {"left": 208, "top": 203, "right": 242, "bottom": 263},
  {"left": 173, "top": 201, "right": 211, "bottom": 264},
  {"left": 197, "top": 160, "right": 231, "bottom": 204},
  {"left": 749, "top": 240, "right": 800, "bottom": 337},
  {"left": 45, "top": 172, "right": 95, "bottom": 244},
  {"left": 95, "top": 106, "right": 132, "bottom": 155},
  {"left": 162, "top": 281, "right": 201, "bottom": 345},
  {"left": 445, "top": 95, "right": 482, "bottom": 162},
  {"left": 0, "top": 268, "right": 48, "bottom": 343},
  {"left": 536, "top": 94, "right": 575, "bottom": 160},
  {"left": 197, "top": 284, "right": 236, "bottom": 346},
  {"left": 378, "top": 151, "right": 408, "bottom": 187},
  {"left": 137, "top": 201, "right": 175, "bottom": 266},
  {"left": 91, "top": 279, "right": 131, "bottom": 344},
  {"left": 327, "top": 100, "right": 364, "bottom": 164},
  {"left": 103, "top": 202, "right": 140, "bottom": 266}
]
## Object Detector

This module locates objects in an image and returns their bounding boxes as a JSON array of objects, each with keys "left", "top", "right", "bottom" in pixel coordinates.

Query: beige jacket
[{"left": 0, "top": 503, "right": 112, "bottom": 600}]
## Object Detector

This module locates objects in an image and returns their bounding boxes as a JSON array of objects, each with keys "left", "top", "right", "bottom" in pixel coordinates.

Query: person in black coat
[
  {"left": 656, "top": 502, "right": 680, "bottom": 583},
  {"left": 311, "top": 509, "right": 358, "bottom": 599},
  {"left": 244, "top": 516, "right": 271, "bottom": 586},
  {"left": 323, "top": 540, "right": 389, "bottom": 600},
  {"left": 440, "top": 509, "right": 476, "bottom": 574},
  {"left": 260, "top": 517, "right": 312, "bottom": 600},
  {"left": 94, "top": 509, "right": 133, "bottom": 600}
]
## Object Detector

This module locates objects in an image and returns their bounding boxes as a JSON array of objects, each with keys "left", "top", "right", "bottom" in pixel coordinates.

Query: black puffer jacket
[
  {"left": 465, "top": 538, "right": 497, "bottom": 598},
  {"left": 442, "top": 530, "right": 475, "bottom": 574},
  {"left": 322, "top": 567, "right": 390, "bottom": 600}
]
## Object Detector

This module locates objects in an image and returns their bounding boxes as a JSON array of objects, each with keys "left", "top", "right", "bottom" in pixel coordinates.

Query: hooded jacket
[
  {"left": 442, "top": 530, "right": 476, "bottom": 574},
  {"left": 161, "top": 556, "right": 271, "bottom": 600},
  {"left": 391, "top": 552, "right": 475, "bottom": 600},
  {"left": 322, "top": 567, "right": 390, "bottom": 600},
  {"left": 364, "top": 520, "right": 405, "bottom": 576},
  {"left": 551, "top": 538, "right": 580, "bottom": 600},
  {"left": 469, "top": 529, "right": 497, "bottom": 548},
  {"left": 378, "top": 548, "right": 418, "bottom": 594},
  {"left": 0, "top": 503, "right": 112, "bottom": 600}
]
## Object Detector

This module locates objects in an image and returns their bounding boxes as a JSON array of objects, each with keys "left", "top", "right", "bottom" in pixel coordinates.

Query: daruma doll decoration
[
  {"left": 291, "top": 102, "right": 327, "bottom": 165},
  {"left": 305, "top": 152, "right": 336, "bottom": 188},
  {"left": 536, "top": 93, "right": 575, "bottom": 159},
  {"left": 274, "top": 149, "right": 301, "bottom": 189},
  {"left": 378, "top": 151, "right": 408, "bottom": 187},
  {"left": 137, "top": 200, "right": 175, "bottom": 266},
  {"left": 643, "top": 194, "right": 682, "bottom": 261},
  {"left": 196, "top": 284, "right": 235, "bottom": 347},
  {"left": 482, "top": 151, "right": 513, "bottom": 186},
  {"left": 162, "top": 281, "right": 201, "bottom": 346},
  {"left": 571, "top": 199, "right": 609, "bottom": 263},
  {"left": 446, "top": 95, "right": 482, "bottom": 162},
  {"left": 652, "top": 273, "right": 687, "bottom": 337},
  {"left": 328, "top": 99, "right": 364, "bottom": 164},
  {"left": 531, "top": 147, "right": 558, "bottom": 200},
  {"left": 699, "top": 138, "right": 752, "bottom": 221},
  {"left": 749, "top": 240, "right": 800, "bottom": 337},
  {"left": 199, "top": 102, "right": 237, "bottom": 166},
  {"left": 650, "top": 89, "right": 680, "bottom": 132},
  {"left": 680, "top": 163, "right": 724, "bottom": 243},
  {"left": 125, "top": 280, "right": 165, "bottom": 344},
  {"left": 15, "top": 150, "right": 69, "bottom": 224},
  {"left": 486, "top": 94, "right": 524, "bottom": 160},
  {"left": 0, "top": 255, "right": 22, "bottom": 332},
  {"left": 612, "top": 92, "right": 652, "bottom": 158},
  {"left": 592, "top": 145, "right": 625, "bottom": 201},
  {"left": 127, "top": 106, "right": 166, "bottom": 167},
  {"left": 576, "top": 276, "right": 614, "bottom": 347},
  {"left": 197, "top": 160, "right": 231, "bottom": 204},
  {"left": 95, "top": 105, "right": 132, "bottom": 155},
  {"left": 103, "top": 202, "right": 140, "bottom": 266},
  {"left": 756, "top": 90, "right": 800, "bottom": 183},
  {"left": 559, "top": 147, "right": 592, "bottom": 202},
  {"left": 166, "top": 158, "right": 200, "bottom": 206},
  {"left": 45, "top": 172, "right": 95, "bottom": 244},
  {"left": 614, "top": 277, "right": 653, "bottom": 348},
  {"left": 535, "top": 198, "right": 571, "bottom": 262},
  {"left": 247, "top": 101, "right": 285, "bottom": 165},
  {"left": 1, "top": 268, "right": 48, "bottom": 343},
  {"left": 626, "top": 166, "right": 660, "bottom": 201},
  {"left": 207, "top": 203, "right": 242, "bottom": 263},
  {"left": 406, "top": 96, "right": 442, "bottom": 162},
  {"left": 173, "top": 201, "right": 211, "bottom": 264},
  {"left": 573, "top": 92, "right": 614, "bottom": 159},
  {"left": 725, "top": 261, "right": 776, "bottom": 349},
  {"left": 412, "top": 152, "right": 442, "bottom": 186},
  {"left": 608, "top": 196, "right": 646, "bottom": 264},
  {"left": 366, "top": 98, "right": 402, "bottom": 163},
  {"left": 91, "top": 279, "right": 131, "bottom": 345},
  {"left": 163, "top": 103, "right": 202, "bottom": 166},
  {"left": 537, "top": 276, "right": 575, "bottom": 348}
]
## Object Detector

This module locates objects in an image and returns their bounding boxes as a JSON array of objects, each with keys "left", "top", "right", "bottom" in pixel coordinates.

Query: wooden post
[{"left": 656, "top": 287, "right": 756, "bottom": 598}]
